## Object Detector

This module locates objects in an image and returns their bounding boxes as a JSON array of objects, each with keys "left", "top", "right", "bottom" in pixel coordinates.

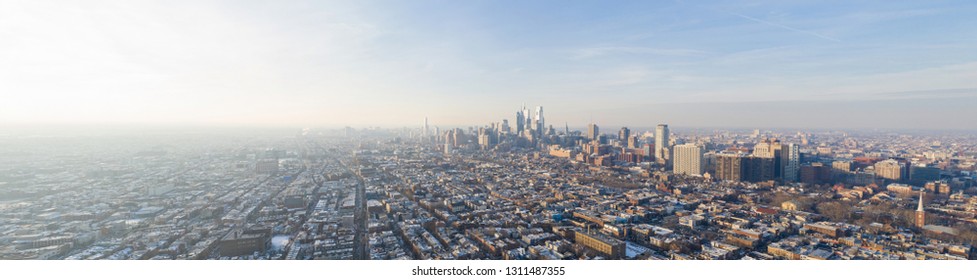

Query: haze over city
[
  {"left": 5, "top": 0, "right": 977, "bottom": 265},
  {"left": 2, "top": 0, "right": 976, "bottom": 129}
]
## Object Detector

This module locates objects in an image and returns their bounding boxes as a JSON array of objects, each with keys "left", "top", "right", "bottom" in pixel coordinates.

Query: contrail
[
  {"left": 677, "top": 0, "right": 842, "bottom": 42},
  {"left": 724, "top": 10, "right": 842, "bottom": 42}
]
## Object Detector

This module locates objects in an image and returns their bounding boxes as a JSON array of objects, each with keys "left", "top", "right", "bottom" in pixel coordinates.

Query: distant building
[
  {"left": 673, "top": 144, "right": 703, "bottom": 176},
  {"left": 618, "top": 127, "right": 630, "bottom": 143},
  {"left": 716, "top": 154, "right": 743, "bottom": 182},
  {"left": 587, "top": 123, "right": 600, "bottom": 141},
  {"left": 655, "top": 124, "right": 669, "bottom": 166},
  {"left": 627, "top": 135, "right": 639, "bottom": 149},
  {"left": 910, "top": 165, "right": 941, "bottom": 184},
  {"left": 874, "top": 159, "right": 904, "bottom": 181},
  {"left": 780, "top": 143, "right": 800, "bottom": 182},
  {"left": 924, "top": 181, "right": 951, "bottom": 195},
  {"left": 219, "top": 228, "right": 271, "bottom": 257},
  {"left": 255, "top": 159, "right": 279, "bottom": 174},
  {"left": 799, "top": 163, "right": 831, "bottom": 184},
  {"left": 574, "top": 230, "right": 625, "bottom": 259},
  {"left": 743, "top": 156, "right": 775, "bottom": 182},
  {"left": 832, "top": 160, "right": 853, "bottom": 177}
]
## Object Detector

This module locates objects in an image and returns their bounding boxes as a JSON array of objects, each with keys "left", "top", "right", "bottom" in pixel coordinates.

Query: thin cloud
[{"left": 570, "top": 46, "right": 710, "bottom": 59}]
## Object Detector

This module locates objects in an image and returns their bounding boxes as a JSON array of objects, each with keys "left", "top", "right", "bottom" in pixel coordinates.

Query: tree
[{"left": 816, "top": 201, "right": 851, "bottom": 222}]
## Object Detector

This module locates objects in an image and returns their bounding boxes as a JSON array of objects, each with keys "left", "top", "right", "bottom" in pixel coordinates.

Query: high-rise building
[
  {"left": 618, "top": 127, "right": 630, "bottom": 142},
  {"left": 673, "top": 144, "right": 703, "bottom": 176},
  {"left": 515, "top": 110, "right": 525, "bottom": 133},
  {"left": 423, "top": 117, "right": 429, "bottom": 138},
  {"left": 752, "top": 138, "right": 785, "bottom": 179},
  {"left": 752, "top": 139, "right": 776, "bottom": 158},
  {"left": 655, "top": 124, "right": 669, "bottom": 165},
  {"left": 800, "top": 163, "right": 832, "bottom": 184},
  {"left": 716, "top": 154, "right": 743, "bottom": 182},
  {"left": 875, "top": 159, "right": 904, "bottom": 181},
  {"left": 587, "top": 123, "right": 600, "bottom": 141},
  {"left": 832, "top": 161, "right": 852, "bottom": 173},
  {"left": 743, "top": 156, "right": 775, "bottom": 182},
  {"left": 534, "top": 106, "right": 544, "bottom": 134},
  {"left": 444, "top": 136, "right": 453, "bottom": 156},
  {"left": 910, "top": 165, "right": 941, "bottom": 184},
  {"left": 780, "top": 143, "right": 799, "bottom": 182}
]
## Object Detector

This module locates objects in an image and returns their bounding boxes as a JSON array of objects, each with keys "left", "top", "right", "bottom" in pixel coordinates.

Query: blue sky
[{"left": 1, "top": 0, "right": 976, "bottom": 129}]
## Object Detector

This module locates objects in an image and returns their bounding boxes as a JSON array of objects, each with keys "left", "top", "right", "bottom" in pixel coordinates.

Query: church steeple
[
  {"left": 917, "top": 190, "right": 925, "bottom": 212},
  {"left": 915, "top": 190, "right": 926, "bottom": 228}
]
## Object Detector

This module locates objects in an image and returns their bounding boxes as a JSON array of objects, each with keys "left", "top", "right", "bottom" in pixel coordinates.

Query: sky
[{"left": 2, "top": 0, "right": 976, "bottom": 130}]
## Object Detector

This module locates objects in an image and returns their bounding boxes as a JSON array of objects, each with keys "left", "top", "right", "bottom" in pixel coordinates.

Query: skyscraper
[
  {"left": 673, "top": 143, "right": 703, "bottom": 176},
  {"left": 618, "top": 127, "right": 630, "bottom": 143},
  {"left": 655, "top": 124, "right": 669, "bottom": 165},
  {"left": 534, "top": 106, "right": 544, "bottom": 134},
  {"left": 588, "top": 123, "right": 599, "bottom": 141},
  {"left": 515, "top": 110, "right": 525, "bottom": 133},
  {"left": 444, "top": 135, "right": 453, "bottom": 156},
  {"left": 423, "top": 117, "right": 429, "bottom": 137},
  {"left": 780, "top": 143, "right": 800, "bottom": 182}
]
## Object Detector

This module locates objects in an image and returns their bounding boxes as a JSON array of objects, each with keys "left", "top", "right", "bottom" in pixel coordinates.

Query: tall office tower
[
  {"left": 655, "top": 124, "right": 669, "bottom": 165},
  {"left": 916, "top": 190, "right": 926, "bottom": 228},
  {"left": 627, "top": 135, "right": 639, "bottom": 149},
  {"left": 444, "top": 135, "right": 453, "bottom": 156},
  {"left": 522, "top": 106, "right": 531, "bottom": 132},
  {"left": 716, "top": 154, "right": 743, "bottom": 182},
  {"left": 618, "top": 127, "right": 630, "bottom": 142},
  {"left": 423, "top": 117, "right": 429, "bottom": 137},
  {"left": 643, "top": 144, "right": 654, "bottom": 161},
  {"left": 587, "top": 123, "right": 600, "bottom": 141},
  {"left": 515, "top": 110, "right": 525, "bottom": 133},
  {"left": 452, "top": 128, "right": 464, "bottom": 147},
  {"left": 565, "top": 123, "right": 570, "bottom": 135},
  {"left": 875, "top": 159, "right": 904, "bottom": 181},
  {"left": 673, "top": 143, "right": 703, "bottom": 175},
  {"left": 501, "top": 119, "right": 510, "bottom": 135},
  {"left": 780, "top": 143, "right": 800, "bottom": 182},
  {"left": 534, "top": 106, "right": 544, "bottom": 133}
]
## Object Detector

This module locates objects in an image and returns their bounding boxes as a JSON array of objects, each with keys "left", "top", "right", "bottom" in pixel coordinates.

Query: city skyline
[{"left": 2, "top": 1, "right": 977, "bottom": 129}]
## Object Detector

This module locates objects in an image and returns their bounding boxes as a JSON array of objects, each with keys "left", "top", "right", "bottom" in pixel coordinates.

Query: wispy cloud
[
  {"left": 871, "top": 88, "right": 977, "bottom": 99},
  {"left": 569, "top": 46, "right": 710, "bottom": 59}
]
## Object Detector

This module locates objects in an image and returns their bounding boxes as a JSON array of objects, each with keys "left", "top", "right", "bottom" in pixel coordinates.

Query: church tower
[{"left": 915, "top": 190, "right": 926, "bottom": 228}]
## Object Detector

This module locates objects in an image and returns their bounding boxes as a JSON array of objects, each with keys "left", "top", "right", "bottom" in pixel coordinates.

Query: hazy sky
[{"left": 2, "top": 0, "right": 976, "bottom": 130}]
